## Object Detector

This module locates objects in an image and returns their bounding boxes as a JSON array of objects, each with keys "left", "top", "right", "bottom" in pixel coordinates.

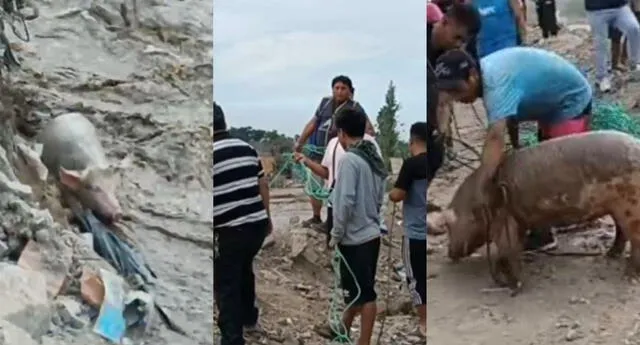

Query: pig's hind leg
[
  {"left": 611, "top": 207, "right": 640, "bottom": 277},
  {"left": 606, "top": 220, "right": 627, "bottom": 258},
  {"left": 492, "top": 213, "right": 525, "bottom": 295}
]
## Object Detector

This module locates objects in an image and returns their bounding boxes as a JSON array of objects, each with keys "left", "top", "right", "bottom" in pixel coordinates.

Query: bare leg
[
  {"left": 417, "top": 304, "right": 426, "bottom": 336},
  {"left": 357, "top": 302, "right": 377, "bottom": 345},
  {"left": 342, "top": 306, "right": 361, "bottom": 334}
]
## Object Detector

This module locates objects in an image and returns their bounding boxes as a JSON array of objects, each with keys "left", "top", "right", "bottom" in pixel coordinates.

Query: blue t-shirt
[
  {"left": 481, "top": 47, "right": 593, "bottom": 124},
  {"left": 474, "top": 0, "right": 519, "bottom": 58}
]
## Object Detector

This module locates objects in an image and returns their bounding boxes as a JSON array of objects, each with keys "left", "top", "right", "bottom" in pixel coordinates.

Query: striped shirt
[{"left": 213, "top": 132, "right": 268, "bottom": 230}]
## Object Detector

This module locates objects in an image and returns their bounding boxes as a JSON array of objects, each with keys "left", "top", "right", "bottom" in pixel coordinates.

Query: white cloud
[{"left": 216, "top": 31, "right": 385, "bottom": 83}]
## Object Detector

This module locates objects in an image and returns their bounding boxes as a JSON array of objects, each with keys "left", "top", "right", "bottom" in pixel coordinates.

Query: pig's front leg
[
  {"left": 493, "top": 213, "right": 524, "bottom": 296},
  {"left": 58, "top": 184, "right": 85, "bottom": 222}
]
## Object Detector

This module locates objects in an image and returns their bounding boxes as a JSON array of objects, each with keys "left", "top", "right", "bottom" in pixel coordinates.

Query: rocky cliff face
[{"left": 0, "top": 0, "right": 213, "bottom": 343}]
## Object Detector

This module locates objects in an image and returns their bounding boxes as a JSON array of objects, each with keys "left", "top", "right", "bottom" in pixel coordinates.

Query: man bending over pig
[{"left": 433, "top": 47, "right": 593, "bottom": 252}]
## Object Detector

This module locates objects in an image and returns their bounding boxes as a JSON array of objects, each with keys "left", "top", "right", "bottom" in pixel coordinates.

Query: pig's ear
[{"left": 59, "top": 167, "right": 83, "bottom": 190}]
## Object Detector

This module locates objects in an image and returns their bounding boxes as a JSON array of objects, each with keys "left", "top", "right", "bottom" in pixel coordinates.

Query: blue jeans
[{"left": 587, "top": 5, "right": 640, "bottom": 81}]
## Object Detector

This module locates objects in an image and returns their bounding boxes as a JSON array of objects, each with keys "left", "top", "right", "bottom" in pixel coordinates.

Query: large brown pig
[{"left": 427, "top": 130, "right": 640, "bottom": 294}]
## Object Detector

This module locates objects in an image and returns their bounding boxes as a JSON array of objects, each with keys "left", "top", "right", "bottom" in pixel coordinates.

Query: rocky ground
[
  {"left": 0, "top": 0, "right": 213, "bottom": 344},
  {"left": 427, "top": 25, "right": 640, "bottom": 345},
  {"left": 211, "top": 186, "right": 426, "bottom": 345}
]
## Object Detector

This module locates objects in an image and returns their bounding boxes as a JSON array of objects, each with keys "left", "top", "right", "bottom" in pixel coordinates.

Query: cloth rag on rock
[{"left": 75, "top": 210, "right": 156, "bottom": 287}]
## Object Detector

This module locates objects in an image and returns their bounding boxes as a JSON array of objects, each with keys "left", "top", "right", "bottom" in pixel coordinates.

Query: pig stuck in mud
[
  {"left": 427, "top": 130, "right": 640, "bottom": 295},
  {"left": 37, "top": 113, "right": 123, "bottom": 224}
]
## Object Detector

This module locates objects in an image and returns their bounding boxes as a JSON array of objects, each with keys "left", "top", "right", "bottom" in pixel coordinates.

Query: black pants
[
  {"left": 326, "top": 206, "right": 333, "bottom": 248},
  {"left": 338, "top": 237, "right": 381, "bottom": 306},
  {"left": 402, "top": 238, "right": 427, "bottom": 305},
  {"left": 214, "top": 221, "right": 268, "bottom": 345},
  {"left": 536, "top": 0, "right": 558, "bottom": 38}
]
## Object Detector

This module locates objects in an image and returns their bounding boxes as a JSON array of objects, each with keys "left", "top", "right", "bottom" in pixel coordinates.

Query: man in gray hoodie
[{"left": 329, "top": 108, "right": 387, "bottom": 345}]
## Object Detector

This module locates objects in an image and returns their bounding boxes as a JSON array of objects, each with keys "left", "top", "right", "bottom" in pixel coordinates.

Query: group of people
[
  {"left": 213, "top": 75, "right": 428, "bottom": 345},
  {"left": 427, "top": 0, "right": 640, "bottom": 251}
]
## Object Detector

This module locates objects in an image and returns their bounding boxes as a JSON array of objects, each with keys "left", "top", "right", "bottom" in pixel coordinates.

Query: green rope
[
  {"left": 521, "top": 101, "right": 640, "bottom": 146},
  {"left": 269, "top": 144, "right": 332, "bottom": 201},
  {"left": 328, "top": 247, "right": 360, "bottom": 344},
  {"left": 268, "top": 143, "right": 364, "bottom": 343}
]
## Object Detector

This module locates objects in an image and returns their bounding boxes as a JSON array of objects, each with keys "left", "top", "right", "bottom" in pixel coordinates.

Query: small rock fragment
[
  {"left": 34, "top": 229, "right": 50, "bottom": 243},
  {"left": 56, "top": 297, "right": 87, "bottom": 329}
]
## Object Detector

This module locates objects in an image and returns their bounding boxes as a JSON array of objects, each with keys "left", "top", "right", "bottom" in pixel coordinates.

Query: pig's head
[
  {"left": 432, "top": 169, "right": 496, "bottom": 260},
  {"left": 59, "top": 165, "right": 123, "bottom": 224},
  {"left": 428, "top": 207, "right": 488, "bottom": 260}
]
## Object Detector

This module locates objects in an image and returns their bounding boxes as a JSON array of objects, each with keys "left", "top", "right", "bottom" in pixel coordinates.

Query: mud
[
  {"left": 428, "top": 26, "right": 640, "bottom": 344},
  {"left": 0, "top": 0, "right": 213, "bottom": 343}
]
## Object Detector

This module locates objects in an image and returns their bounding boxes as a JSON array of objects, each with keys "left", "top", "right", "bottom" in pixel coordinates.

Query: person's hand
[
  {"left": 293, "top": 141, "right": 302, "bottom": 153},
  {"left": 293, "top": 152, "right": 307, "bottom": 164},
  {"left": 328, "top": 237, "right": 339, "bottom": 249},
  {"left": 267, "top": 218, "right": 273, "bottom": 236}
]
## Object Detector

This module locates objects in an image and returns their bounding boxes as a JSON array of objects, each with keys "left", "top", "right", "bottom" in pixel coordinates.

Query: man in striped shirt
[{"left": 213, "top": 103, "right": 272, "bottom": 345}]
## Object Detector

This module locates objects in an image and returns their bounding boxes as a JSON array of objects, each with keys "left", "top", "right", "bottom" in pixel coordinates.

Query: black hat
[
  {"left": 433, "top": 49, "right": 477, "bottom": 91},
  {"left": 213, "top": 102, "right": 226, "bottom": 130}
]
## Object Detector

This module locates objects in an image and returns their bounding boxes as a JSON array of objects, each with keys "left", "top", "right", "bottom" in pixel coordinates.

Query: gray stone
[
  {"left": 0, "top": 319, "right": 39, "bottom": 345},
  {"left": 0, "top": 264, "right": 51, "bottom": 339},
  {"left": 0, "top": 240, "right": 9, "bottom": 256},
  {"left": 34, "top": 229, "right": 51, "bottom": 244},
  {"left": 55, "top": 297, "right": 88, "bottom": 329}
]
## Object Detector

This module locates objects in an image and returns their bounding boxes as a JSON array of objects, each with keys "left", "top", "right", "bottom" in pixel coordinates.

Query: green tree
[{"left": 375, "top": 81, "right": 401, "bottom": 170}]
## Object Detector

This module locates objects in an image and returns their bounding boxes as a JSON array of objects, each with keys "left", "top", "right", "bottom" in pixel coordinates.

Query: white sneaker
[
  {"left": 598, "top": 77, "right": 612, "bottom": 92},
  {"left": 630, "top": 64, "right": 640, "bottom": 81}
]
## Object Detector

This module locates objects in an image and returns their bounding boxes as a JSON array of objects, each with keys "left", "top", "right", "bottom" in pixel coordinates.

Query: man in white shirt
[{"left": 294, "top": 132, "right": 388, "bottom": 247}]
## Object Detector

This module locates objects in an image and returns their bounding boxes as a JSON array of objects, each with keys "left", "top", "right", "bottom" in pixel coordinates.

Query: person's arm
[
  {"left": 476, "top": 119, "right": 508, "bottom": 192},
  {"left": 256, "top": 157, "right": 273, "bottom": 233},
  {"left": 295, "top": 117, "right": 318, "bottom": 151},
  {"left": 389, "top": 158, "right": 413, "bottom": 202},
  {"left": 302, "top": 158, "right": 329, "bottom": 179},
  {"left": 331, "top": 156, "right": 358, "bottom": 242},
  {"left": 509, "top": 0, "right": 527, "bottom": 42},
  {"left": 507, "top": 117, "right": 520, "bottom": 149},
  {"left": 355, "top": 102, "right": 376, "bottom": 136}
]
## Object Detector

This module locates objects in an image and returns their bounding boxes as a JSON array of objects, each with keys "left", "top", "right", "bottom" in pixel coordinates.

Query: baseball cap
[{"left": 433, "top": 49, "right": 477, "bottom": 91}]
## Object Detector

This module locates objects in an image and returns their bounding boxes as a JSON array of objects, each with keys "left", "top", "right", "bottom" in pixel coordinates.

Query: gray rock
[
  {"left": 0, "top": 263, "right": 51, "bottom": 339},
  {"left": 0, "top": 319, "right": 39, "bottom": 345},
  {"left": 0, "top": 240, "right": 9, "bottom": 256},
  {"left": 34, "top": 229, "right": 51, "bottom": 244},
  {"left": 55, "top": 297, "right": 88, "bottom": 329}
]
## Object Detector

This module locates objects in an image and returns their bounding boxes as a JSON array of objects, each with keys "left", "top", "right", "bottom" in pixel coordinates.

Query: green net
[{"left": 520, "top": 101, "right": 640, "bottom": 147}]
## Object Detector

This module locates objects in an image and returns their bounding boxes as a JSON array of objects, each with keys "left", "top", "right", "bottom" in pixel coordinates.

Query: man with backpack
[{"left": 294, "top": 76, "right": 375, "bottom": 230}]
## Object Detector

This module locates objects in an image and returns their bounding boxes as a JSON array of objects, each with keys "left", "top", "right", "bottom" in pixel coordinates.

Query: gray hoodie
[{"left": 331, "top": 152, "right": 385, "bottom": 245}]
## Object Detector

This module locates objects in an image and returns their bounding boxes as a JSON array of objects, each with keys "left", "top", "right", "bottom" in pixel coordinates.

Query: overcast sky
[{"left": 213, "top": 0, "right": 425, "bottom": 139}]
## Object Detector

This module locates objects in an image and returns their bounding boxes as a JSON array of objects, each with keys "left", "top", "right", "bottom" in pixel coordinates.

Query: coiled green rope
[
  {"left": 268, "top": 144, "right": 360, "bottom": 343},
  {"left": 521, "top": 101, "right": 640, "bottom": 146},
  {"left": 269, "top": 144, "right": 332, "bottom": 201}
]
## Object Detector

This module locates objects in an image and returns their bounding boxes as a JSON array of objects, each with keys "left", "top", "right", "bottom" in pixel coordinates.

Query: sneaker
[
  {"left": 524, "top": 229, "right": 558, "bottom": 252},
  {"left": 301, "top": 216, "right": 322, "bottom": 229},
  {"left": 630, "top": 64, "right": 640, "bottom": 81},
  {"left": 597, "top": 77, "right": 612, "bottom": 92},
  {"left": 244, "top": 323, "right": 266, "bottom": 336}
]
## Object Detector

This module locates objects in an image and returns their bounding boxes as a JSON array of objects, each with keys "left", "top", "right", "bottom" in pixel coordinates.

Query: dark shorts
[
  {"left": 338, "top": 237, "right": 381, "bottom": 306},
  {"left": 402, "top": 238, "right": 427, "bottom": 305}
]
